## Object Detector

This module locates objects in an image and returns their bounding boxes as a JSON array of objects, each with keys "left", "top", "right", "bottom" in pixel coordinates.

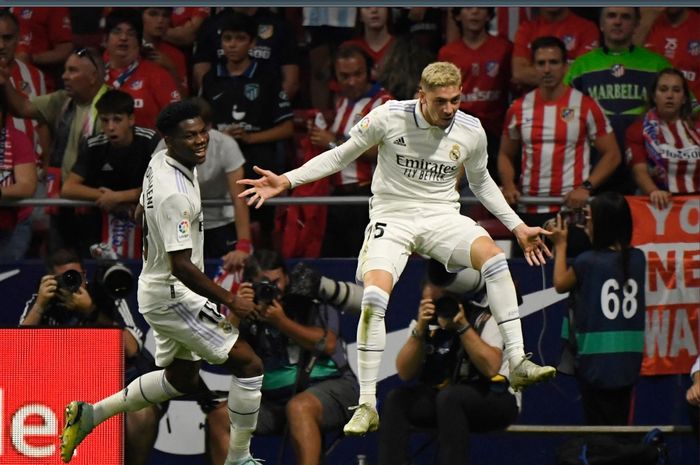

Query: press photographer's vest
[
  {"left": 420, "top": 307, "right": 495, "bottom": 388},
  {"left": 242, "top": 303, "right": 347, "bottom": 395},
  {"left": 564, "top": 248, "right": 646, "bottom": 389}
]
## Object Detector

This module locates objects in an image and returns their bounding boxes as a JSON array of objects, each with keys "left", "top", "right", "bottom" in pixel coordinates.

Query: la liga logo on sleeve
[
  {"left": 358, "top": 116, "right": 370, "bottom": 134},
  {"left": 177, "top": 219, "right": 190, "bottom": 240}
]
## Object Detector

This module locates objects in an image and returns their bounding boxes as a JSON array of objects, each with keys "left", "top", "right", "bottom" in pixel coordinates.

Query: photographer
[
  {"left": 378, "top": 269, "right": 520, "bottom": 465},
  {"left": 19, "top": 248, "right": 163, "bottom": 465},
  {"left": 206, "top": 249, "right": 359, "bottom": 465},
  {"left": 550, "top": 191, "right": 646, "bottom": 425}
]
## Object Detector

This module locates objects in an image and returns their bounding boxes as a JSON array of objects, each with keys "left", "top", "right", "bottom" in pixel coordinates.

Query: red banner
[
  {"left": 0, "top": 328, "right": 123, "bottom": 464},
  {"left": 627, "top": 195, "right": 700, "bottom": 375}
]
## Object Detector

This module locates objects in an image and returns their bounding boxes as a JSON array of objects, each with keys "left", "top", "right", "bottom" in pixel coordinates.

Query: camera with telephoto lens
[
  {"left": 55, "top": 269, "right": 83, "bottom": 293},
  {"left": 432, "top": 295, "right": 462, "bottom": 325},
  {"left": 89, "top": 244, "right": 134, "bottom": 299},
  {"left": 286, "top": 263, "right": 321, "bottom": 302},
  {"left": 242, "top": 255, "right": 283, "bottom": 305},
  {"left": 251, "top": 280, "right": 281, "bottom": 305},
  {"left": 93, "top": 261, "right": 134, "bottom": 299},
  {"left": 283, "top": 262, "right": 322, "bottom": 320}
]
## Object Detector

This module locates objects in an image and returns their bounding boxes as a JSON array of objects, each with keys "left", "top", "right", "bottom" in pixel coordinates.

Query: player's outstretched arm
[
  {"left": 512, "top": 223, "right": 553, "bottom": 266},
  {"left": 237, "top": 165, "right": 291, "bottom": 209}
]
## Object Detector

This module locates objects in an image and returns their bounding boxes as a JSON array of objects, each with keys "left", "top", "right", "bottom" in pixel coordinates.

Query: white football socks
[
  {"left": 226, "top": 375, "right": 263, "bottom": 463},
  {"left": 92, "top": 370, "right": 183, "bottom": 427},
  {"left": 481, "top": 253, "right": 526, "bottom": 365},
  {"left": 356, "top": 285, "right": 389, "bottom": 408}
]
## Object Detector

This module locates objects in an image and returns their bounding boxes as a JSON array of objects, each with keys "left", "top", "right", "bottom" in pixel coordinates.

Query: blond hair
[{"left": 420, "top": 62, "right": 462, "bottom": 91}]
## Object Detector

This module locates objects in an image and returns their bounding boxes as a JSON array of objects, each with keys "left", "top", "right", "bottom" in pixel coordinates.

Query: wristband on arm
[
  {"left": 456, "top": 322, "right": 471, "bottom": 335},
  {"left": 235, "top": 238, "right": 252, "bottom": 253}
]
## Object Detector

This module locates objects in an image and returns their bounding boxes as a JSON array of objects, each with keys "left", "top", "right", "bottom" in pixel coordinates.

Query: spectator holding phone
[{"left": 549, "top": 192, "right": 646, "bottom": 425}]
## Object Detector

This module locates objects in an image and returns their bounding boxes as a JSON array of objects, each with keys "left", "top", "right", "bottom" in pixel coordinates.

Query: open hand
[
  {"left": 237, "top": 165, "right": 290, "bottom": 209},
  {"left": 513, "top": 223, "right": 553, "bottom": 266}
]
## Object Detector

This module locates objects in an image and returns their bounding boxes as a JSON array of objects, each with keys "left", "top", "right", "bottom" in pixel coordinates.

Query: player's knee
[
  {"left": 362, "top": 269, "right": 394, "bottom": 292},
  {"left": 485, "top": 243, "right": 505, "bottom": 259},
  {"left": 248, "top": 354, "right": 264, "bottom": 377},
  {"left": 481, "top": 244, "right": 505, "bottom": 263},
  {"left": 286, "top": 392, "right": 321, "bottom": 422},
  {"left": 362, "top": 285, "right": 389, "bottom": 320},
  {"left": 165, "top": 371, "right": 200, "bottom": 394},
  {"left": 472, "top": 242, "right": 508, "bottom": 274},
  {"left": 470, "top": 237, "right": 505, "bottom": 270},
  {"left": 235, "top": 353, "right": 263, "bottom": 378}
]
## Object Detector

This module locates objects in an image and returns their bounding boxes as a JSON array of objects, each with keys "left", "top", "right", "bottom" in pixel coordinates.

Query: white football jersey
[
  {"left": 350, "top": 99, "right": 483, "bottom": 205},
  {"left": 138, "top": 149, "right": 205, "bottom": 313},
  {"left": 285, "top": 99, "right": 522, "bottom": 231}
]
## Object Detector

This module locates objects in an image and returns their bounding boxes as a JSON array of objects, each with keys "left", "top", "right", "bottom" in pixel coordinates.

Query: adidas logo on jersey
[
  {"left": 393, "top": 136, "right": 406, "bottom": 147},
  {"left": 101, "top": 163, "right": 114, "bottom": 172}
]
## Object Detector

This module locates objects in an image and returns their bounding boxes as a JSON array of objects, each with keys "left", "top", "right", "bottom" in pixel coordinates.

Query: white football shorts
[
  {"left": 357, "top": 199, "right": 490, "bottom": 284},
  {"left": 143, "top": 296, "right": 239, "bottom": 367}
]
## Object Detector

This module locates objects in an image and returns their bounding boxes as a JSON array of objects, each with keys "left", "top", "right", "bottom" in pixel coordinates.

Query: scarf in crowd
[
  {"left": 641, "top": 108, "right": 700, "bottom": 191},
  {"left": 106, "top": 59, "right": 140, "bottom": 90}
]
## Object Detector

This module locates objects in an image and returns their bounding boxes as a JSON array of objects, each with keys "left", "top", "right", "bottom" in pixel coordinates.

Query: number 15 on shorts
[{"left": 369, "top": 222, "right": 387, "bottom": 239}]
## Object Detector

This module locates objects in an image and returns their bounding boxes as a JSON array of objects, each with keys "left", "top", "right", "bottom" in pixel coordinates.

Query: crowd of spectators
[{"left": 0, "top": 6, "right": 696, "bottom": 262}]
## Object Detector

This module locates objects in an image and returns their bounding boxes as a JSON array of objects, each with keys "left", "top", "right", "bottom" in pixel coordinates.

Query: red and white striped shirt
[
  {"left": 330, "top": 85, "right": 392, "bottom": 186},
  {"left": 626, "top": 117, "right": 700, "bottom": 194},
  {"left": 7, "top": 59, "right": 46, "bottom": 163},
  {"left": 505, "top": 87, "right": 612, "bottom": 213}
]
